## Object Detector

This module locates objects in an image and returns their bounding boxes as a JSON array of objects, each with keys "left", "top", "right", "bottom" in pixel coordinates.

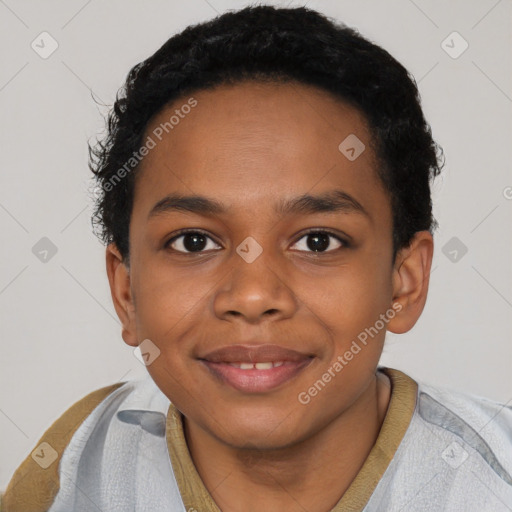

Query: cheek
[
  {"left": 311, "top": 263, "right": 393, "bottom": 338},
  {"left": 132, "top": 262, "right": 212, "bottom": 336}
]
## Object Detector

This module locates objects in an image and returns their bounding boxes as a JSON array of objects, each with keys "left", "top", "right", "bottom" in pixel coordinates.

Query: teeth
[
  {"left": 255, "top": 362, "right": 273, "bottom": 370},
  {"left": 227, "top": 361, "right": 285, "bottom": 370}
]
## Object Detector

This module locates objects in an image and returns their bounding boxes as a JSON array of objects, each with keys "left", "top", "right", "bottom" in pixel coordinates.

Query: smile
[
  {"left": 200, "top": 357, "right": 313, "bottom": 393},
  {"left": 226, "top": 361, "right": 285, "bottom": 369},
  {"left": 198, "top": 343, "right": 315, "bottom": 393}
]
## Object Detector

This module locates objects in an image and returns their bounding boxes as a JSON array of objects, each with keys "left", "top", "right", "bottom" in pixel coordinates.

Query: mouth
[{"left": 198, "top": 344, "right": 314, "bottom": 393}]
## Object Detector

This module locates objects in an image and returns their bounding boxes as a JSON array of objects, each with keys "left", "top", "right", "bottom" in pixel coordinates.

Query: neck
[{"left": 184, "top": 370, "right": 391, "bottom": 512}]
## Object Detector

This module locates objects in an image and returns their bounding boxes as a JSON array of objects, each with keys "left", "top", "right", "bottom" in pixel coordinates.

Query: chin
[
  {"left": 214, "top": 409, "right": 311, "bottom": 451},
  {"left": 224, "top": 429, "right": 303, "bottom": 452}
]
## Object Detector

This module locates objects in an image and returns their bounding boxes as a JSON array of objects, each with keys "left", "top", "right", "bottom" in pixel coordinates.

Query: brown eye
[
  {"left": 166, "top": 231, "right": 221, "bottom": 253},
  {"left": 291, "top": 231, "right": 345, "bottom": 253}
]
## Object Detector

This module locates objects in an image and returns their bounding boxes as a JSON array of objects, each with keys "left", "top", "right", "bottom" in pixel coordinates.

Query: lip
[
  {"left": 198, "top": 344, "right": 314, "bottom": 393},
  {"left": 200, "top": 344, "right": 312, "bottom": 364}
]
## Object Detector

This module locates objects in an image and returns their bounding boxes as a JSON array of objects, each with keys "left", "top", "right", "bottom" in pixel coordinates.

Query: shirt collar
[
  {"left": 164, "top": 367, "right": 419, "bottom": 512},
  {"left": 115, "top": 372, "right": 171, "bottom": 436}
]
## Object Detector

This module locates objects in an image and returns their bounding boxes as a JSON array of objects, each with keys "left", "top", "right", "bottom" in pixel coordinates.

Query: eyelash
[{"left": 164, "top": 228, "right": 350, "bottom": 254}]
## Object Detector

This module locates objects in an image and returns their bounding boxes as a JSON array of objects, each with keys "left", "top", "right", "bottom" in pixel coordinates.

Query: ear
[
  {"left": 105, "top": 243, "right": 138, "bottom": 347},
  {"left": 387, "top": 231, "right": 434, "bottom": 334}
]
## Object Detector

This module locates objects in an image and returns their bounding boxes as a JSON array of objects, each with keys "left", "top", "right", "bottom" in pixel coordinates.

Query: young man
[{"left": 3, "top": 5, "right": 511, "bottom": 512}]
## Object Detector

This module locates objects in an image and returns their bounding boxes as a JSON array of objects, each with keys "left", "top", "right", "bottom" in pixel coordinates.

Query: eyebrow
[{"left": 148, "top": 189, "right": 370, "bottom": 220}]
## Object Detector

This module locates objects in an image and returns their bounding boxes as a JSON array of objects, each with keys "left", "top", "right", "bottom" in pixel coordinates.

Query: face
[{"left": 107, "top": 80, "right": 431, "bottom": 450}]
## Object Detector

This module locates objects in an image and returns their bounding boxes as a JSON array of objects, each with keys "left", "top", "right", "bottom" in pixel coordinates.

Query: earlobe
[
  {"left": 105, "top": 243, "right": 138, "bottom": 347},
  {"left": 387, "top": 231, "right": 434, "bottom": 334}
]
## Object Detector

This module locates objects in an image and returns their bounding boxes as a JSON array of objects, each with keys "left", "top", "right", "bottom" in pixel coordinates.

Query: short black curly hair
[{"left": 89, "top": 4, "right": 444, "bottom": 264}]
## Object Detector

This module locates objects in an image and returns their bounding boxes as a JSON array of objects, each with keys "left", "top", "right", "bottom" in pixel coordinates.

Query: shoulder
[
  {"left": 414, "top": 380, "right": 512, "bottom": 501},
  {"left": 369, "top": 372, "right": 512, "bottom": 510},
  {"left": 417, "top": 380, "right": 512, "bottom": 444},
  {"left": 1, "top": 381, "right": 130, "bottom": 512}
]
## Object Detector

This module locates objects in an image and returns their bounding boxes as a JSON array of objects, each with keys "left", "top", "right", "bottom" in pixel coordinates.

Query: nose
[{"left": 213, "top": 246, "right": 298, "bottom": 324}]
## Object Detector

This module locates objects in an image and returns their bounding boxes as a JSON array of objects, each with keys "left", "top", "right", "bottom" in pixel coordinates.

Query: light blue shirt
[{"left": 46, "top": 371, "right": 512, "bottom": 511}]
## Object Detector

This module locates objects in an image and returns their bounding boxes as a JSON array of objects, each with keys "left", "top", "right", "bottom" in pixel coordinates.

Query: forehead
[{"left": 133, "top": 80, "right": 389, "bottom": 222}]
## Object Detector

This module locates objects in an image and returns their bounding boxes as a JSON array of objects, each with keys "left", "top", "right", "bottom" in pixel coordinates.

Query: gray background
[{"left": 1, "top": 0, "right": 511, "bottom": 491}]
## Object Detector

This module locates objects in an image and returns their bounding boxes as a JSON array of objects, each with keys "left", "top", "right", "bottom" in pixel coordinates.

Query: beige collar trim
[{"left": 165, "top": 367, "right": 418, "bottom": 511}]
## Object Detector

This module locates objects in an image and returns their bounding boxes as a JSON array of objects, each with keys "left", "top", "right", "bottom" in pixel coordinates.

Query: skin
[{"left": 106, "top": 80, "right": 433, "bottom": 512}]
